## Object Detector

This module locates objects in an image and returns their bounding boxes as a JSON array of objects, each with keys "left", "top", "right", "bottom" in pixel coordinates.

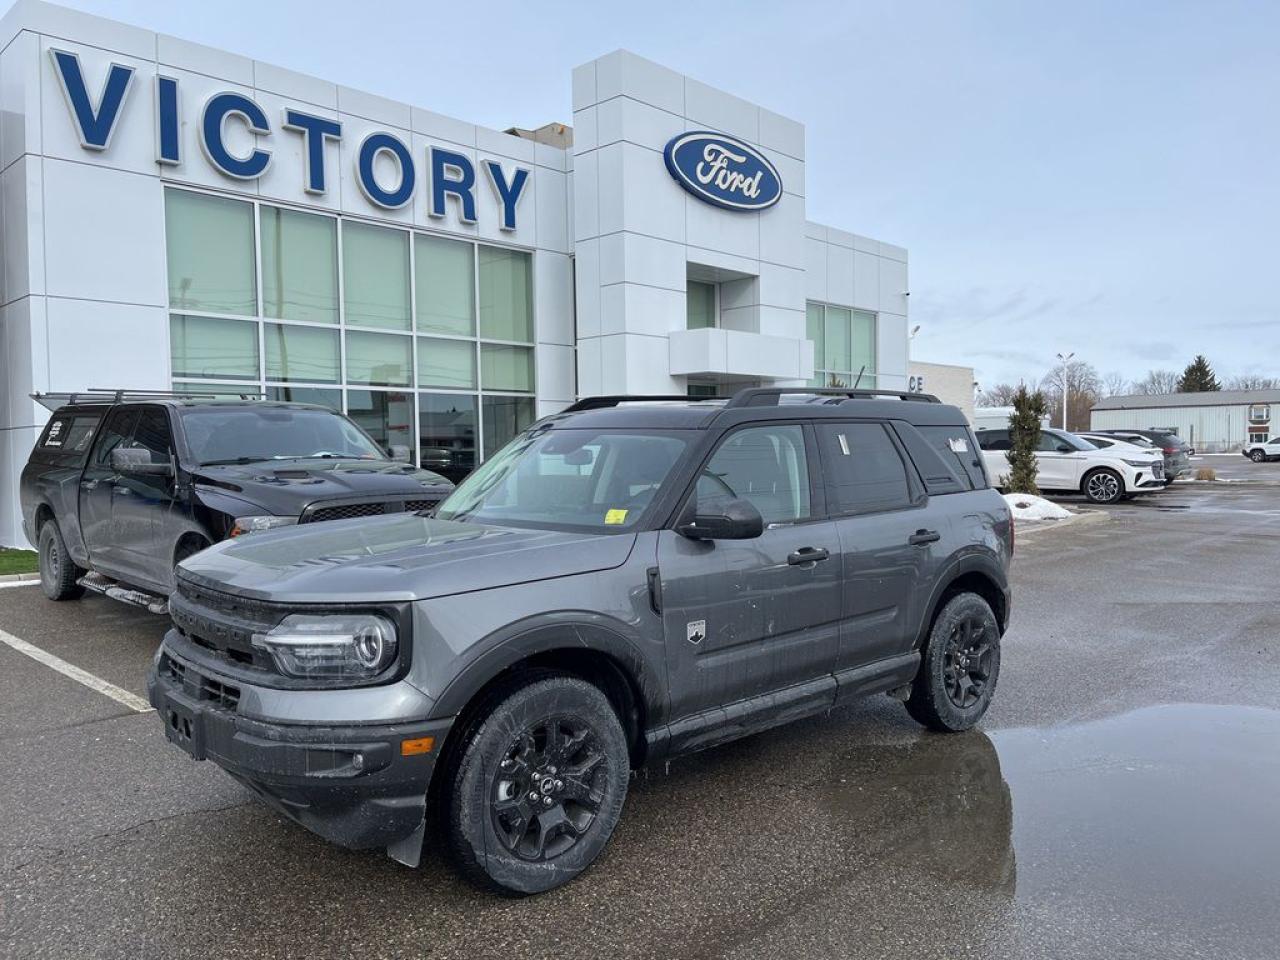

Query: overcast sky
[{"left": 35, "top": 0, "right": 1280, "bottom": 392}]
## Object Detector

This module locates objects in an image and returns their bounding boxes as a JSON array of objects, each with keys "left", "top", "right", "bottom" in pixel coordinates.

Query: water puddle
[{"left": 813, "top": 704, "right": 1280, "bottom": 956}]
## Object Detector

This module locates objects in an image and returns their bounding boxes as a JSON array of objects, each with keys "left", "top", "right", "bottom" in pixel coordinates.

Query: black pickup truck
[{"left": 20, "top": 393, "right": 453, "bottom": 610}]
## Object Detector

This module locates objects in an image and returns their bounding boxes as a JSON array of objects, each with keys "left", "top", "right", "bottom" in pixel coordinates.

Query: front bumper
[{"left": 147, "top": 646, "right": 452, "bottom": 857}]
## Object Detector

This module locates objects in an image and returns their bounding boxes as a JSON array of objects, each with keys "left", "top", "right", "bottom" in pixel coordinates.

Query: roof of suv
[{"left": 545, "top": 388, "right": 970, "bottom": 431}]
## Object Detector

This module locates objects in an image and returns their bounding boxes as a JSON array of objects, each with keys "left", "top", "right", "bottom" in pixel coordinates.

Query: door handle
[
  {"left": 787, "top": 546, "right": 830, "bottom": 565},
  {"left": 80, "top": 480, "right": 98, "bottom": 491},
  {"left": 908, "top": 529, "right": 941, "bottom": 546}
]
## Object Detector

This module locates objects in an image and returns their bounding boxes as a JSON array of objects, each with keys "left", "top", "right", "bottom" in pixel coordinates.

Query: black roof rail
[
  {"left": 32, "top": 388, "right": 265, "bottom": 410},
  {"left": 724, "top": 387, "right": 942, "bottom": 408},
  {"left": 563, "top": 394, "right": 724, "bottom": 413}
]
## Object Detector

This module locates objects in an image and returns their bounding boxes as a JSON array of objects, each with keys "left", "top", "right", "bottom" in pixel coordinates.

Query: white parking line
[{"left": 0, "top": 627, "right": 152, "bottom": 713}]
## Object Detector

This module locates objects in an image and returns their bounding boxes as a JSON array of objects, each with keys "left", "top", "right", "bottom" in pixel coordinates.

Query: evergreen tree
[
  {"left": 1176, "top": 355, "right": 1221, "bottom": 392},
  {"left": 1006, "top": 385, "right": 1047, "bottom": 495}
]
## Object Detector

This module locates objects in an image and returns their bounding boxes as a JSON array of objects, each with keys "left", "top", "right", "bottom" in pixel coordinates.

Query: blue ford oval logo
[{"left": 663, "top": 131, "right": 783, "bottom": 212}]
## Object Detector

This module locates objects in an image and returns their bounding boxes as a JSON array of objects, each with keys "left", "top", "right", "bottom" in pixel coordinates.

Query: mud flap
[{"left": 386, "top": 817, "right": 426, "bottom": 867}]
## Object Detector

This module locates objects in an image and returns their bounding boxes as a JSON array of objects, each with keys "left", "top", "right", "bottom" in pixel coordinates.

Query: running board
[{"left": 77, "top": 572, "right": 169, "bottom": 615}]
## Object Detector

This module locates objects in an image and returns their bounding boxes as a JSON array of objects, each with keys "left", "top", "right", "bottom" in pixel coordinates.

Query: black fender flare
[
  {"left": 427, "top": 612, "right": 668, "bottom": 730},
  {"left": 913, "top": 549, "right": 1010, "bottom": 648}
]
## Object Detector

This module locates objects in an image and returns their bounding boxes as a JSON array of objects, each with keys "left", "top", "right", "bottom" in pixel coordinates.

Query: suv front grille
[
  {"left": 169, "top": 580, "right": 285, "bottom": 675},
  {"left": 301, "top": 498, "right": 440, "bottom": 524},
  {"left": 160, "top": 653, "right": 241, "bottom": 711}
]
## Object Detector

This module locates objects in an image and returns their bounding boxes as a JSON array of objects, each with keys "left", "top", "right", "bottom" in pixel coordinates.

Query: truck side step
[{"left": 77, "top": 572, "right": 168, "bottom": 615}]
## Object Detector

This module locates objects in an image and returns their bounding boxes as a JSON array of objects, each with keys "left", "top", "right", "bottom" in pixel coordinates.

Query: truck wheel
[
  {"left": 38, "top": 521, "right": 84, "bottom": 601},
  {"left": 1251, "top": 450, "right": 1265, "bottom": 463},
  {"left": 447, "top": 675, "right": 629, "bottom": 895},
  {"left": 905, "top": 593, "right": 1001, "bottom": 733},
  {"left": 1082, "top": 468, "right": 1123, "bottom": 504}
]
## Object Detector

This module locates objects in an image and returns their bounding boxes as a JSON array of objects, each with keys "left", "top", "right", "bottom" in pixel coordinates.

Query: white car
[
  {"left": 975, "top": 427, "right": 1165, "bottom": 504},
  {"left": 1242, "top": 436, "right": 1280, "bottom": 463}
]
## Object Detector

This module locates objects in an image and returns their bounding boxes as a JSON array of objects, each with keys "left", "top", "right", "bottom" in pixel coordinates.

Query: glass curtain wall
[
  {"left": 165, "top": 187, "right": 536, "bottom": 480},
  {"left": 807, "top": 301, "right": 877, "bottom": 388}
]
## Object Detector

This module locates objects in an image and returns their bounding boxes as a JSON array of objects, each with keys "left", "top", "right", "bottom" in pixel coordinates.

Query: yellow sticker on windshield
[{"left": 604, "top": 509, "right": 628, "bottom": 525}]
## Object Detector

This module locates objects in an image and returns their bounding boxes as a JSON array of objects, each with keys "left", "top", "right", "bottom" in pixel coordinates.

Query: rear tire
[
  {"left": 1082, "top": 468, "right": 1124, "bottom": 504},
  {"left": 905, "top": 593, "right": 1001, "bottom": 733},
  {"left": 38, "top": 521, "right": 84, "bottom": 601},
  {"left": 446, "top": 675, "right": 630, "bottom": 895}
]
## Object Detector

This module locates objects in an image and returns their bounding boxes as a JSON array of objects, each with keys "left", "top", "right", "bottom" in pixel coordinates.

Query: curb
[
  {"left": 1014, "top": 509, "right": 1109, "bottom": 538},
  {"left": 0, "top": 572, "right": 40, "bottom": 583}
]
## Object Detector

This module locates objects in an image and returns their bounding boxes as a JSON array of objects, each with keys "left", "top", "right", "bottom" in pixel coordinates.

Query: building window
[
  {"left": 343, "top": 221, "right": 411, "bottom": 330},
  {"left": 687, "top": 280, "right": 717, "bottom": 330},
  {"left": 807, "top": 301, "right": 876, "bottom": 388},
  {"left": 170, "top": 315, "right": 259, "bottom": 380},
  {"left": 260, "top": 206, "right": 338, "bottom": 324},
  {"left": 416, "top": 234, "right": 475, "bottom": 336},
  {"left": 478, "top": 246, "right": 533, "bottom": 342},
  {"left": 163, "top": 186, "right": 536, "bottom": 477},
  {"left": 265, "top": 324, "right": 340, "bottom": 383},
  {"left": 1249, "top": 430, "right": 1269, "bottom": 443},
  {"left": 165, "top": 190, "right": 256, "bottom": 316},
  {"left": 1248, "top": 404, "right": 1270, "bottom": 424}
]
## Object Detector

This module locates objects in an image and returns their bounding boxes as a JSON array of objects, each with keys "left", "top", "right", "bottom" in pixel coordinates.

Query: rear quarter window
[
  {"left": 914, "top": 424, "right": 988, "bottom": 491},
  {"left": 31, "top": 412, "right": 102, "bottom": 467}
]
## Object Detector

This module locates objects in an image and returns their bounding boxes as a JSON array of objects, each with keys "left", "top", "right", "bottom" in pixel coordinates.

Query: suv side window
[
  {"left": 127, "top": 408, "right": 175, "bottom": 465},
  {"left": 34, "top": 412, "right": 101, "bottom": 465},
  {"left": 915, "top": 424, "right": 987, "bottom": 491},
  {"left": 698, "top": 424, "right": 811, "bottom": 525},
  {"left": 1036, "top": 432, "right": 1065, "bottom": 452},
  {"left": 816, "top": 422, "right": 913, "bottom": 515},
  {"left": 91, "top": 408, "right": 140, "bottom": 468},
  {"left": 977, "top": 429, "right": 1010, "bottom": 451}
]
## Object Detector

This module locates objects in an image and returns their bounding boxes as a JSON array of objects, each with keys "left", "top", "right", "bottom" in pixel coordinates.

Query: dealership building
[{"left": 0, "top": 0, "right": 911, "bottom": 548}]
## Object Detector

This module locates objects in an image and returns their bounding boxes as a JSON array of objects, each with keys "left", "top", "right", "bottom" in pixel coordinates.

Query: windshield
[
  {"left": 435, "top": 427, "right": 691, "bottom": 531},
  {"left": 181, "top": 407, "right": 386, "bottom": 465}
]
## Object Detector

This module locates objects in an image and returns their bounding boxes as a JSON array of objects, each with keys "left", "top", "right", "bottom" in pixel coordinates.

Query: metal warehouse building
[
  {"left": 0, "top": 0, "right": 914, "bottom": 548},
  {"left": 1091, "top": 390, "right": 1280, "bottom": 452}
]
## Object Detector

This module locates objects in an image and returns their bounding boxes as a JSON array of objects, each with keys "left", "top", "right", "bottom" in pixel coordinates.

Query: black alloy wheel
[
  {"left": 490, "top": 716, "right": 608, "bottom": 861},
  {"left": 942, "top": 616, "right": 995, "bottom": 709},
  {"left": 447, "top": 675, "right": 629, "bottom": 894},
  {"left": 905, "top": 592, "right": 1001, "bottom": 732}
]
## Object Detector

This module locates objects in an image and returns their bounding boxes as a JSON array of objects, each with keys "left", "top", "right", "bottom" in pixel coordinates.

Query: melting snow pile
[{"left": 1002, "top": 493, "right": 1073, "bottom": 522}]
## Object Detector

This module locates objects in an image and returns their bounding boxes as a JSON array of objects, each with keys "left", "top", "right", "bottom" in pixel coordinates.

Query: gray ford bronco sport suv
[{"left": 148, "top": 387, "right": 1013, "bottom": 895}]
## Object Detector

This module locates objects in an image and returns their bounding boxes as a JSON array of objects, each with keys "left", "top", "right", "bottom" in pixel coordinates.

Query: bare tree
[
  {"left": 977, "top": 383, "right": 1020, "bottom": 407},
  {"left": 1039, "top": 360, "right": 1101, "bottom": 431},
  {"left": 1131, "top": 370, "right": 1179, "bottom": 395},
  {"left": 1225, "top": 374, "right": 1280, "bottom": 390},
  {"left": 1102, "top": 371, "right": 1130, "bottom": 397}
]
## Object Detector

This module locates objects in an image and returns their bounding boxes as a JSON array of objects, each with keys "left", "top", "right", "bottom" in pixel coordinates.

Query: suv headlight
[
  {"left": 1122, "top": 458, "right": 1156, "bottom": 468},
  {"left": 230, "top": 515, "right": 298, "bottom": 537},
  {"left": 252, "top": 613, "right": 398, "bottom": 680}
]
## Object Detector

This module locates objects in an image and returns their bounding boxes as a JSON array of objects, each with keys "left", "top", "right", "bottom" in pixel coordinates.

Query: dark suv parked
[
  {"left": 21, "top": 392, "right": 453, "bottom": 607},
  {"left": 148, "top": 388, "right": 1013, "bottom": 894},
  {"left": 1088, "top": 429, "right": 1191, "bottom": 483}
]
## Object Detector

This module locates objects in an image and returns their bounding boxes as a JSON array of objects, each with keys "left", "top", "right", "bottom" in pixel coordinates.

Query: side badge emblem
[{"left": 687, "top": 620, "right": 706, "bottom": 645}]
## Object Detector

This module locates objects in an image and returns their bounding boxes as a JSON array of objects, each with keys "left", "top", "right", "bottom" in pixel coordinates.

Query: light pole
[{"left": 1056, "top": 351, "right": 1074, "bottom": 429}]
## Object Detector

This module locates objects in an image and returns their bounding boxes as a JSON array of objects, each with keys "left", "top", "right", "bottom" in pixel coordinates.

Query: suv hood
[
  {"left": 193, "top": 458, "right": 453, "bottom": 516},
  {"left": 178, "top": 513, "right": 636, "bottom": 603}
]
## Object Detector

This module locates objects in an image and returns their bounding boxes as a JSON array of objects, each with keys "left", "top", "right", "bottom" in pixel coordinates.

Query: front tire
[
  {"left": 38, "top": 521, "right": 84, "bottom": 601},
  {"left": 1251, "top": 450, "right": 1265, "bottom": 463},
  {"left": 447, "top": 676, "right": 630, "bottom": 895},
  {"left": 905, "top": 593, "right": 1001, "bottom": 732},
  {"left": 1082, "top": 468, "right": 1124, "bottom": 504}
]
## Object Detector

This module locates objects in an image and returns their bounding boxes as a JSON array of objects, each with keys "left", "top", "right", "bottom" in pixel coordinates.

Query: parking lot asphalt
[{"left": 2, "top": 481, "right": 1278, "bottom": 960}]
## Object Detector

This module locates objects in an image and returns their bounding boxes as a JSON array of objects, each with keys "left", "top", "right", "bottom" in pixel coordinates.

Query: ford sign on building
[{"left": 0, "top": 0, "right": 910, "bottom": 548}]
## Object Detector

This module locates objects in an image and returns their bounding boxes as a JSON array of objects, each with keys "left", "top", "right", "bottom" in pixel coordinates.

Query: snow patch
[{"left": 1003, "top": 493, "right": 1073, "bottom": 521}]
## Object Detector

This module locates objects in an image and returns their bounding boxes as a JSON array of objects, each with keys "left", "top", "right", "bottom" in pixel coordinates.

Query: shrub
[
  {"left": 1194, "top": 467, "right": 1216, "bottom": 481},
  {"left": 1006, "top": 384, "right": 1047, "bottom": 494}
]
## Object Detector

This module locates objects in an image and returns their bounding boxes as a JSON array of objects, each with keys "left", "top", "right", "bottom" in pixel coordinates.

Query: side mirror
[
  {"left": 1056, "top": 443, "right": 1073, "bottom": 453},
  {"left": 677, "top": 496, "right": 764, "bottom": 541},
  {"left": 387, "top": 444, "right": 413, "bottom": 463},
  {"left": 111, "top": 447, "right": 174, "bottom": 477}
]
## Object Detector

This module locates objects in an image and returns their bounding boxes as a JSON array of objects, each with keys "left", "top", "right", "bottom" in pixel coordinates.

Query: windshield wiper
[{"left": 199, "top": 457, "right": 268, "bottom": 466}]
